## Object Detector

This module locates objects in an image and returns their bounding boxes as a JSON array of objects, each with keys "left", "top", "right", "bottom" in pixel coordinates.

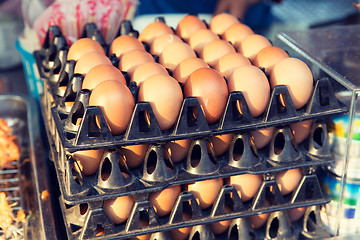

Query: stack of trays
[{"left": 34, "top": 19, "right": 347, "bottom": 240}]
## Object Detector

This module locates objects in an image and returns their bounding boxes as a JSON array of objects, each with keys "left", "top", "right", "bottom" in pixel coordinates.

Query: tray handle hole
[
  {"left": 187, "top": 106, "right": 198, "bottom": 127},
  {"left": 101, "top": 157, "right": 112, "bottom": 181},
  {"left": 147, "top": 150, "right": 158, "bottom": 174},
  {"left": 277, "top": 93, "right": 287, "bottom": 113},
  {"left": 190, "top": 144, "right": 201, "bottom": 168},
  {"left": 95, "top": 224, "right": 105, "bottom": 236},
  {"left": 79, "top": 203, "right": 89, "bottom": 215},
  {"left": 183, "top": 200, "right": 193, "bottom": 221},
  {"left": 269, "top": 217, "right": 279, "bottom": 238},
  {"left": 139, "top": 209, "right": 150, "bottom": 228},
  {"left": 192, "top": 231, "right": 200, "bottom": 240},
  {"left": 274, "top": 132, "right": 285, "bottom": 155},
  {"left": 139, "top": 110, "right": 151, "bottom": 132},
  {"left": 234, "top": 99, "right": 244, "bottom": 119},
  {"left": 306, "top": 210, "right": 317, "bottom": 232},
  {"left": 313, "top": 127, "right": 324, "bottom": 149}
]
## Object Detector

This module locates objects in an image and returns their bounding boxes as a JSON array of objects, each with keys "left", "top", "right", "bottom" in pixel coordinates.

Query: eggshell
[
  {"left": 237, "top": 34, "right": 272, "bottom": 61},
  {"left": 89, "top": 80, "right": 135, "bottom": 135},
  {"left": 119, "top": 144, "right": 149, "bottom": 168},
  {"left": 253, "top": 46, "right": 289, "bottom": 75},
  {"left": 228, "top": 65, "right": 270, "bottom": 117},
  {"left": 188, "top": 29, "right": 220, "bottom": 55},
  {"left": 172, "top": 57, "right": 209, "bottom": 84},
  {"left": 209, "top": 133, "right": 235, "bottom": 156},
  {"left": 138, "top": 21, "right": 174, "bottom": 45},
  {"left": 119, "top": 49, "right": 155, "bottom": 75},
  {"left": 164, "top": 139, "right": 192, "bottom": 163},
  {"left": 131, "top": 62, "right": 168, "bottom": 86},
  {"left": 214, "top": 52, "right": 251, "bottom": 80},
  {"left": 229, "top": 174, "right": 262, "bottom": 202},
  {"left": 210, "top": 13, "right": 240, "bottom": 35},
  {"left": 170, "top": 213, "right": 192, "bottom": 240},
  {"left": 175, "top": 15, "right": 207, "bottom": 41},
  {"left": 250, "top": 127, "right": 275, "bottom": 149},
  {"left": 222, "top": 23, "right": 254, "bottom": 49},
  {"left": 276, "top": 168, "right": 303, "bottom": 195},
  {"left": 74, "top": 51, "right": 112, "bottom": 75},
  {"left": 184, "top": 68, "right": 229, "bottom": 124},
  {"left": 288, "top": 207, "right": 306, "bottom": 222},
  {"left": 290, "top": 120, "right": 313, "bottom": 144},
  {"left": 209, "top": 206, "right": 232, "bottom": 235},
  {"left": 82, "top": 64, "right": 126, "bottom": 91},
  {"left": 270, "top": 58, "right": 314, "bottom": 110},
  {"left": 201, "top": 39, "right": 236, "bottom": 67},
  {"left": 67, "top": 38, "right": 105, "bottom": 61},
  {"left": 187, "top": 178, "right": 223, "bottom": 209},
  {"left": 72, "top": 148, "right": 105, "bottom": 175},
  {"left": 109, "top": 35, "right": 145, "bottom": 58},
  {"left": 159, "top": 41, "right": 196, "bottom": 71},
  {"left": 249, "top": 212, "right": 270, "bottom": 229},
  {"left": 138, "top": 74, "right": 183, "bottom": 131},
  {"left": 103, "top": 195, "right": 135, "bottom": 224},
  {"left": 149, "top": 185, "right": 181, "bottom": 216},
  {"left": 150, "top": 33, "right": 182, "bottom": 56}
]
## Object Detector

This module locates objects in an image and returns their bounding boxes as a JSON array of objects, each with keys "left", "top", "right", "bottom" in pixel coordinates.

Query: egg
[
  {"left": 129, "top": 220, "right": 151, "bottom": 240},
  {"left": 186, "top": 178, "right": 223, "bottom": 209},
  {"left": 119, "top": 144, "right": 149, "bottom": 168},
  {"left": 172, "top": 57, "right": 209, "bottom": 84},
  {"left": 82, "top": 64, "right": 126, "bottom": 91},
  {"left": 270, "top": 58, "right": 314, "bottom": 110},
  {"left": 237, "top": 34, "right": 272, "bottom": 61},
  {"left": 150, "top": 33, "right": 182, "bottom": 56},
  {"left": 159, "top": 41, "right": 196, "bottom": 71},
  {"left": 74, "top": 51, "right": 112, "bottom": 75},
  {"left": 188, "top": 29, "right": 220, "bottom": 55},
  {"left": 184, "top": 68, "right": 229, "bottom": 124},
  {"left": 89, "top": 80, "right": 135, "bottom": 135},
  {"left": 72, "top": 148, "right": 105, "bottom": 175},
  {"left": 119, "top": 49, "right": 155, "bottom": 75},
  {"left": 214, "top": 52, "right": 251, "bottom": 80},
  {"left": 276, "top": 168, "right": 303, "bottom": 195},
  {"left": 229, "top": 174, "right": 262, "bottom": 202},
  {"left": 253, "top": 46, "right": 289, "bottom": 75},
  {"left": 103, "top": 195, "right": 135, "bottom": 224},
  {"left": 210, "top": 13, "right": 240, "bottom": 35},
  {"left": 249, "top": 211, "right": 270, "bottom": 229},
  {"left": 164, "top": 139, "right": 192, "bottom": 163},
  {"left": 201, "top": 39, "right": 236, "bottom": 67},
  {"left": 170, "top": 213, "right": 192, "bottom": 240},
  {"left": 222, "top": 23, "right": 254, "bottom": 49},
  {"left": 209, "top": 133, "right": 235, "bottom": 156},
  {"left": 287, "top": 207, "right": 306, "bottom": 222},
  {"left": 138, "top": 21, "right": 174, "bottom": 45},
  {"left": 290, "top": 120, "right": 313, "bottom": 144},
  {"left": 67, "top": 38, "right": 105, "bottom": 61},
  {"left": 131, "top": 62, "right": 169, "bottom": 86},
  {"left": 138, "top": 74, "right": 183, "bottom": 130},
  {"left": 175, "top": 15, "right": 207, "bottom": 42},
  {"left": 228, "top": 65, "right": 270, "bottom": 117},
  {"left": 250, "top": 127, "right": 275, "bottom": 149},
  {"left": 109, "top": 35, "right": 145, "bottom": 58},
  {"left": 209, "top": 206, "right": 232, "bottom": 235},
  {"left": 149, "top": 185, "right": 181, "bottom": 217}
]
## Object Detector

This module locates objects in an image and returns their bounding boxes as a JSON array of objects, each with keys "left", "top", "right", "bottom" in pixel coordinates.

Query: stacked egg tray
[{"left": 34, "top": 20, "right": 347, "bottom": 239}]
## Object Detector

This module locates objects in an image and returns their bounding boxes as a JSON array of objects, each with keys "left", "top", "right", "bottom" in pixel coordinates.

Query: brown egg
[
  {"left": 149, "top": 185, "right": 181, "bottom": 217},
  {"left": 119, "top": 49, "right": 154, "bottom": 75},
  {"left": 119, "top": 144, "right": 149, "bottom": 168},
  {"left": 290, "top": 120, "right": 313, "bottom": 144},
  {"left": 131, "top": 62, "right": 168, "bottom": 86},
  {"left": 210, "top": 13, "right": 240, "bottom": 35},
  {"left": 276, "top": 168, "right": 303, "bottom": 195},
  {"left": 229, "top": 174, "right": 262, "bottom": 202},
  {"left": 164, "top": 139, "right": 192, "bottom": 163},
  {"left": 237, "top": 34, "right": 272, "bottom": 61},
  {"left": 249, "top": 211, "right": 270, "bottom": 229},
  {"left": 201, "top": 39, "right": 236, "bottom": 67},
  {"left": 82, "top": 64, "right": 126, "bottom": 91},
  {"left": 184, "top": 68, "right": 229, "bottom": 124},
  {"left": 250, "top": 127, "right": 275, "bottom": 149},
  {"left": 138, "top": 74, "right": 183, "bottom": 130},
  {"left": 72, "top": 149, "right": 105, "bottom": 175},
  {"left": 188, "top": 29, "right": 220, "bottom": 55},
  {"left": 214, "top": 52, "right": 251, "bottom": 80},
  {"left": 74, "top": 51, "right": 112, "bottom": 75},
  {"left": 222, "top": 23, "right": 254, "bottom": 49},
  {"left": 228, "top": 65, "right": 270, "bottom": 117},
  {"left": 89, "top": 80, "right": 135, "bottom": 135},
  {"left": 253, "top": 46, "right": 289, "bottom": 76},
  {"left": 209, "top": 206, "right": 232, "bottom": 235},
  {"left": 175, "top": 15, "right": 207, "bottom": 42},
  {"left": 170, "top": 213, "right": 192, "bottom": 240},
  {"left": 287, "top": 207, "right": 306, "bottom": 222},
  {"left": 209, "top": 133, "right": 235, "bottom": 156},
  {"left": 129, "top": 220, "right": 151, "bottom": 240},
  {"left": 138, "top": 21, "right": 174, "bottom": 45},
  {"left": 270, "top": 58, "right": 314, "bottom": 110},
  {"left": 159, "top": 41, "right": 196, "bottom": 71},
  {"left": 172, "top": 57, "right": 209, "bottom": 84},
  {"left": 103, "top": 195, "right": 135, "bottom": 224},
  {"left": 67, "top": 38, "right": 105, "bottom": 61},
  {"left": 109, "top": 35, "right": 145, "bottom": 58},
  {"left": 187, "top": 178, "right": 223, "bottom": 209},
  {"left": 150, "top": 33, "right": 182, "bottom": 56}
]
